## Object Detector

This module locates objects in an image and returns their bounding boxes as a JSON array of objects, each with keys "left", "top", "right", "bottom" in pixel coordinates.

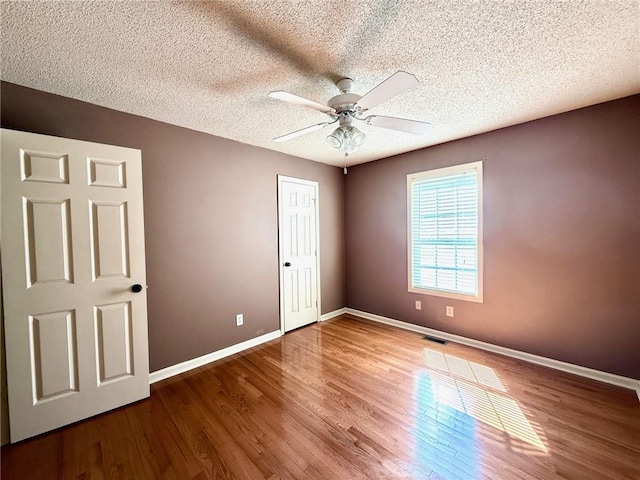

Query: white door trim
[{"left": 277, "top": 175, "right": 321, "bottom": 333}]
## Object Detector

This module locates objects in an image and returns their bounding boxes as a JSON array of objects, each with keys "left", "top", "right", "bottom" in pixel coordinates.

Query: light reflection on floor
[
  {"left": 415, "top": 349, "right": 548, "bottom": 478},
  {"left": 423, "top": 348, "right": 548, "bottom": 453},
  {"left": 416, "top": 374, "right": 480, "bottom": 479}
]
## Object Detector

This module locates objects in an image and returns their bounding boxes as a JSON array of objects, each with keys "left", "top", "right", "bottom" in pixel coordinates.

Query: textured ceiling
[{"left": 1, "top": 1, "right": 639, "bottom": 167}]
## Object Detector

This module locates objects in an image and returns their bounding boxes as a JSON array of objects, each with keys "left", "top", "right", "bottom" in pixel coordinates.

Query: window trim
[{"left": 407, "top": 161, "right": 484, "bottom": 303}]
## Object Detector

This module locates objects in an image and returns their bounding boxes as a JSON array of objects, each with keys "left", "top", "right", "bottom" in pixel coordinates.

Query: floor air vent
[{"left": 423, "top": 335, "right": 448, "bottom": 345}]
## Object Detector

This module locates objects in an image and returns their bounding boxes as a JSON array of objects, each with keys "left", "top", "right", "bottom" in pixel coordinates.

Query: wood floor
[{"left": 2, "top": 314, "right": 639, "bottom": 479}]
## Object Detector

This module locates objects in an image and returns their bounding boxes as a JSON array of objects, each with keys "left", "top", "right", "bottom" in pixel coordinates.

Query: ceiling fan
[{"left": 268, "top": 71, "right": 430, "bottom": 157}]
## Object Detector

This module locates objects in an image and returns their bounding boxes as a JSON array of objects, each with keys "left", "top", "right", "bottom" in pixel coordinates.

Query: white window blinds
[{"left": 408, "top": 161, "right": 483, "bottom": 302}]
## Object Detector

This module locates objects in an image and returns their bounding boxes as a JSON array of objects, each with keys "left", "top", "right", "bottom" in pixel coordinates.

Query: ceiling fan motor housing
[{"left": 328, "top": 93, "right": 362, "bottom": 116}]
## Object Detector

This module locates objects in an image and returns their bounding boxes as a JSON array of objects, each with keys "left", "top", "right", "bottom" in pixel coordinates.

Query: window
[{"left": 407, "top": 161, "right": 483, "bottom": 302}]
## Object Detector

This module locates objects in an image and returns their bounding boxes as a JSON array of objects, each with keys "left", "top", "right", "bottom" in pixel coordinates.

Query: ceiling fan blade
[
  {"left": 268, "top": 91, "right": 335, "bottom": 114},
  {"left": 356, "top": 71, "right": 420, "bottom": 111},
  {"left": 273, "top": 122, "right": 333, "bottom": 142},
  {"left": 365, "top": 115, "right": 431, "bottom": 135}
]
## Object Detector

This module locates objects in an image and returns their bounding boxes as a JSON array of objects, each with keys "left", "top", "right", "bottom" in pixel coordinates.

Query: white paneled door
[
  {"left": 278, "top": 176, "right": 319, "bottom": 332},
  {"left": 1, "top": 129, "right": 149, "bottom": 442}
]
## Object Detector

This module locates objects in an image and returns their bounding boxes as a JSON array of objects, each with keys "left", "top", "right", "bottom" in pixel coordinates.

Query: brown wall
[
  {"left": 1, "top": 81, "right": 346, "bottom": 372},
  {"left": 1, "top": 81, "right": 638, "bottom": 386},
  {"left": 345, "top": 95, "right": 640, "bottom": 379}
]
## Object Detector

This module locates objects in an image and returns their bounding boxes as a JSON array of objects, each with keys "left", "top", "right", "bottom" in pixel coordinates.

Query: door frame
[{"left": 277, "top": 175, "right": 321, "bottom": 334}]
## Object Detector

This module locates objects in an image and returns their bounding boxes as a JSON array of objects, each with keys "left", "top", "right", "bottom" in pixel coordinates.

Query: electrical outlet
[
  {"left": 446, "top": 306, "right": 454, "bottom": 317},
  {"left": 415, "top": 300, "right": 422, "bottom": 310},
  {"left": 236, "top": 314, "right": 243, "bottom": 326}
]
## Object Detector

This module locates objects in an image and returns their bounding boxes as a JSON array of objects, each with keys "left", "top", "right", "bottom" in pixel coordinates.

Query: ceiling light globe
[
  {"left": 326, "top": 128, "right": 345, "bottom": 149},
  {"left": 350, "top": 127, "right": 366, "bottom": 147}
]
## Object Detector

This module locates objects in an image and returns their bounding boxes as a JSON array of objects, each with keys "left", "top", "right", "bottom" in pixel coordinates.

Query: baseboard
[
  {"left": 345, "top": 308, "right": 640, "bottom": 394},
  {"left": 149, "top": 330, "right": 282, "bottom": 384},
  {"left": 320, "top": 308, "right": 347, "bottom": 322}
]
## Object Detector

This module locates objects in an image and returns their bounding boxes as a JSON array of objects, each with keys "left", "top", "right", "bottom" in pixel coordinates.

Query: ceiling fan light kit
[
  {"left": 268, "top": 71, "right": 431, "bottom": 157},
  {"left": 326, "top": 125, "right": 366, "bottom": 155}
]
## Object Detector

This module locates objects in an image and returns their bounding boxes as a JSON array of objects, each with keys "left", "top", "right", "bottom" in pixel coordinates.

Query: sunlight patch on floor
[
  {"left": 424, "top": 348, "right": 506, "bottom": 392},
  {"left": 423, "top": 348, "right": 548, "bottom": 453}
]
